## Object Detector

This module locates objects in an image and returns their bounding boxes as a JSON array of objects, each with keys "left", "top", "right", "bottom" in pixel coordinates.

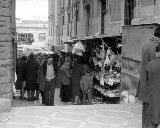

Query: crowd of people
[{"left": 15, "top": 52, "right": 94, "bottom": 106}]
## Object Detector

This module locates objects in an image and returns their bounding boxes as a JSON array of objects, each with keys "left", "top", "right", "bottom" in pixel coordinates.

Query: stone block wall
[{"left": 0, "top": 0, "right": 15, "bottom": 99}]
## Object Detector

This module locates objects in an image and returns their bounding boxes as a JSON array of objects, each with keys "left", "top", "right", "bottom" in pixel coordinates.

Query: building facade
[
  {"left": 48, "top": 0, "right": 125, "bottom": 45},
  {"left": 48, "top": 0, "right": 160, "bottom": 98},
  {"left": 16, "top": 19, "right": 48, "bottom": 47},
  {"left": 49, "top": 0, "right": 160, "bottom": 45},
  {"left": 0, "top": 0, "right": 16, "bottom": 99},
  {"left": 48, "top": 0, "right": 61, "bottom": 47}
]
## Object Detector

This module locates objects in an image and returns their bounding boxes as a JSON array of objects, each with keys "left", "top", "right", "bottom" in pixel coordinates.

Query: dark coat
[
  {"left": 43, "top": 61, "right": 59, "bottom": 88},
  {"left": 37, "top": 64, "right": 46, "bottom": 92},
  {"left": 136, "top": 36, "right": 159, "bottom": 102},
  {"left": 15, "top": 61, "right": 26, "bottom": 90},
  {"left": 43, "top": 61, "right": 58, "bottom": 77},
  {"left": 60, "top": 63, "right": 72, "bottom": 85},
  {"left": 25, "top": 59, "right": 39, "bottom": 90},
  {"left": 144, "top": 58, "right": 160, "bottom": 124},
  {"left": 72, "top": 63, "right": 85, "bottom": 97}
]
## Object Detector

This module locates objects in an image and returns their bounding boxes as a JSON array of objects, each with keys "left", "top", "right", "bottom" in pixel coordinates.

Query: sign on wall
[{"left": 17, "top": 33, "right": 34, "bottom": 44}]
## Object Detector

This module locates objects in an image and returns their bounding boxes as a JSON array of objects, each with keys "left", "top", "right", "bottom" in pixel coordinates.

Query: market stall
[{"left": 65, "top": 35, "right": 122, "bottom": 104}]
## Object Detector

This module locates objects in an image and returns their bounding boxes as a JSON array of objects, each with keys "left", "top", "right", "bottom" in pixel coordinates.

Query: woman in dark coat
[
  {"left": 25, "top": 53, "right": 39, "bottom": 101},
  {"left": 15, "top": 56, "right": 27, "bottom": 98},
  {"left": 72, "top": 56, "right": 84, "bottom": 104},
  {"left": 16, "top": 57, "right": 23, "bottom": 90}
]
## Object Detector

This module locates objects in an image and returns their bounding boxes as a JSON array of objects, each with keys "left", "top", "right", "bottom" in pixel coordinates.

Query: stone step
[{"left": 0, "top": 98, "right": 11, "bottom": 113}]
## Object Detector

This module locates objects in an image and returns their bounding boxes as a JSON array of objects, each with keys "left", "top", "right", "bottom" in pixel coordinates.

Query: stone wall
[{"left": 0, "top": 0, "right": 15, "bottom": 99}]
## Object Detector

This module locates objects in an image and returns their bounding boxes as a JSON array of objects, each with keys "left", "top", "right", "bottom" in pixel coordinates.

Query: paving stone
[
  {"left": 60, "top": 109, "right": 95, "bottom": 115},
  {"left": 83, "top": 122, "right": 122, "bottom": 128},
  {"left": 6, "top": 115, "right": 46, "bottom": 125},
  {"left": 0, "top": 98, "right": 11, "bottom": 113},
  {"left": 54, "top": 112, "right": 90, "bottom": 121},
  {"left": 0, "top": 123, "right": 36, "bottom": 128},
  {"left": 96, "top": 110, "right": 132, "bottom": 119},
  {"left": 89, "top": 115, "right": 128, "bottom": 127},
  {"left": 46, "top": 118, "right": 81, "bottom": 128},
  {"left": 128, "top": 119, "right": 142, "bottom": 128},
  {"left": 0, "top": 103, "right": 142, "bottom": 128},
  {"left": 16, "top": 109, "right": 53, "bottom": 118}
]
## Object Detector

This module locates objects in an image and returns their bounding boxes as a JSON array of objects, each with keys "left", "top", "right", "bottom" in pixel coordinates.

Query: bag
[
  {"left": 72, "top": 41, "right": 85, "bottom": 56},
  {"left": 54, "top": 88, "right": 63, "bottom": 106}
]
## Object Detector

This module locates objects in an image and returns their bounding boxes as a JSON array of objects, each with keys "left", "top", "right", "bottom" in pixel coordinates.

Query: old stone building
[
  {"left": 48, "top": 0, "right": 160, "bottom": 98},
  {"left": 49, "top": 0, "right": 160, "bottom": 45},
  {"left": 48, "top": 0, "right": 125, "bottom": 45},
  {"left": 48, "top": 0, "right": 61, "bottom": 47},
  {"left": 0, "top": 0, "right": 16, "bottom": 99},
  {"left": 122, "top": 0, "right": 160, "bottom": 97}
]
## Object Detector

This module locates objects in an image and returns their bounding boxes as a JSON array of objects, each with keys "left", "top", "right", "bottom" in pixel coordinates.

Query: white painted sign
[{"left": 17, "top": 33, "right": 34, "bottom": 44}]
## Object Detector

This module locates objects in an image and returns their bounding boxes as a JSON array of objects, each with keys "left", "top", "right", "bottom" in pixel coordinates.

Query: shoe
[{"left": 30, "top": 98, "right": 35, "bottom": 101}]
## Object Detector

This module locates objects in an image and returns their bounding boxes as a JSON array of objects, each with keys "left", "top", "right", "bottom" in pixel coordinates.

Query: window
[
  {"left": 68, "top": 0, "right": 71, "bottom": 5},
  {"left": 124, "top": 0, "right": 136, "bottom": 25},
  {"left": 68, "top": 13, "right": 71, "bottom": 36},
  {"left": 141, "top": 0, "right": 155, "bottom": 7},
  {"left": 38, "top": 33, "right": 46, "bottom": 41},
  {"left": 109, "top": 0, "right": 121, "bottom": 22},
  {"left": 68, "top": 13, "right": 71, "bottom": 23},
  {"left": 75, "top": 5, "right": 80, "bottom": 22},
  {"left": 101, "top": 0, "right": 106, "bottom": 34},
  {"left": 62, "top": 16, "right": 65, "bottom": 25}
]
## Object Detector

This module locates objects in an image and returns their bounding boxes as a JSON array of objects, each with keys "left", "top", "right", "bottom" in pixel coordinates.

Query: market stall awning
[
  {"left": 54, "top": 45, "right": 64, "bottom": 53},
  {"left": 65, "top": 34, "right": 122, "bottom": 44}
]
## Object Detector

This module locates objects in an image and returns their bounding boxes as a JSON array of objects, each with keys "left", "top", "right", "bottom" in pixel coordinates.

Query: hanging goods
[{"left": 72, "top": 41, "right": 85, "bottom": 56}]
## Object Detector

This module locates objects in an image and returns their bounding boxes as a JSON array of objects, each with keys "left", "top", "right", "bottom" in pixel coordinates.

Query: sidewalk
[{"left": 0, "top": 103, "right": 142, "bottom": 128}]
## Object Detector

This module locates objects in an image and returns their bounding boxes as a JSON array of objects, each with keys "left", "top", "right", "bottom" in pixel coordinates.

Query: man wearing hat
[{"left": 43, "top": 55, "right": 58, "bottom": 106}]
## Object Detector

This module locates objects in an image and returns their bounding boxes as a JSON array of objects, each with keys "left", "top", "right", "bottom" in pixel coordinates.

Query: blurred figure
[
  {"left": 37, "top": 57, "right": 46, "bottom": 104},
  {"left": 136, "top": 26, "right": 160, "bottom": 128},
  {"left": 60, "top": 57, "right": 72, "bottom": 103},
  {"left": 72, "top": 56, "right": 84, "bottom": 104},
  {"left": 80, "top": 64, "right": 93, "bottom": 104},
  {"left": 25, "top": 53, "right": 39, "bottom": 101},
  {"left": 43, "top": 55, "right": 58, "bottom": 106},
  {"left": 143, "top": 44, "right": 160, "bottom": 128},
  {"left": 15, "top": 56, "right": 27, "bottom": 99}
]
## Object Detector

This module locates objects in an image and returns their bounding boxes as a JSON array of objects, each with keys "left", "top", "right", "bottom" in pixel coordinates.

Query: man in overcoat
[
  {"left": 143, "top": 43, "right": 160, "bottom": 128},
  {"left": 43, "top": 55, "right": 58, "bottom": 106},
  {"left": 136, "top": 26, "right": 160, "bottom": 128}
]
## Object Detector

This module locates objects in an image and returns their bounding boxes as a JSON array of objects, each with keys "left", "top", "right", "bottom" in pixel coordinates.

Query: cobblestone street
[{"left": 0, "top": 103, "right": 142, "bottom": 128}]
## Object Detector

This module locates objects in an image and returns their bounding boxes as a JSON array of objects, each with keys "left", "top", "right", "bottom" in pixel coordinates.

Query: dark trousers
[
  {"left": 44, "top": 79, "right": 55, "bottom": 106},
  {"left": 142, "top": 102, "right": 151, "bottom": 128},
  {"left": 40, "top": 91, "right": 45, "bottom": 104},
  {"left": 143, "top": 102, "right": 159, "bottom": 128},
  {"left": 82, "top": 90, "right": 92, "bottom": 104},
  {"left": 61, "top": 85, "right": 71, "bottom": 102}
]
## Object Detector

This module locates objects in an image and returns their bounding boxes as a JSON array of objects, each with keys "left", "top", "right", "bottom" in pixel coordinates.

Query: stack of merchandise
[{"left": 92, "top": 49, "right": 121, "bottom": 101}]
